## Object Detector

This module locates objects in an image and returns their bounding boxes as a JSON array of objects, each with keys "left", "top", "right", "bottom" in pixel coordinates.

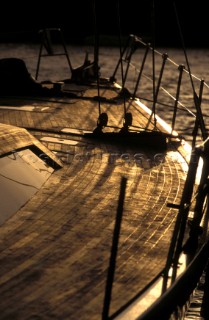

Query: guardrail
[{"left": 110, "top": 34, "right": 209, "bottom": 146}]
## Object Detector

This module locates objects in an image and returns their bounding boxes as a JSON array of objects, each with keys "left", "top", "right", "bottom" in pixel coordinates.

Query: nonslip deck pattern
[{"left": 0, "top": 84, "right": 189, "bottom": 319}]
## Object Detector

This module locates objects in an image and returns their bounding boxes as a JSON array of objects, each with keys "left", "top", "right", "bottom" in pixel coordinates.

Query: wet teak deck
[{"left": 0, "top": 83, "right": 189, "bottom": 319}]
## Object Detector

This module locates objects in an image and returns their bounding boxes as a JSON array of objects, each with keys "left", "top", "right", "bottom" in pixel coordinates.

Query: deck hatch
[{"left": 0, "top": 148, "right": 54, "bottom": 225}]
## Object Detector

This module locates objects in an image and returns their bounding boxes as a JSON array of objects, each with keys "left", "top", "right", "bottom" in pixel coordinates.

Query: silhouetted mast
[
  {"left": 92, "top": 0, "right": 99, "bottom": 71},
  {"left": 151, "top": 0, "right": 157, "bottom": 128},
  {"left": 92, "top": 0, "right": 101, "bottom": 114}
]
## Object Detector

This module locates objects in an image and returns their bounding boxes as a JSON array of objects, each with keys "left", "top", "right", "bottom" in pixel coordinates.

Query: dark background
[{"left": 0, "top": 1, "right": 208, "bottom": 47}]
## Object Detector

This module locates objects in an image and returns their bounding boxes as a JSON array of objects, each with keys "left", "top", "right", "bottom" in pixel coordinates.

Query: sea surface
[
  {"left": 0, "top": 43, "right": 209, "bottom": 319},
  {"left": 2, "top": 42, "right": 209, "bottom": 147},
  {"left": 1, "top": 43, "right": 209, "bottom": 146}
]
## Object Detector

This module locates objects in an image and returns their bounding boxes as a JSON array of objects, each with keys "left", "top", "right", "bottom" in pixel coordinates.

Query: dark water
[
  {"left": 0, "top": 44, "right": 209, "bottom": 146},
  {"left": 0, "top": 44, "right": 209, "bottom": 140},
  {"left": 0, "top": 43, "right": 209, "bottom": 319},
  {"left": 1, "top": 43, "right": 209, "bottom": 147}
]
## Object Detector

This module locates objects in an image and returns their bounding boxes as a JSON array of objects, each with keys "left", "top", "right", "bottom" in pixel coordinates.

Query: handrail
[{"left": 162, "top": 144, "right": 202, "bottom": 293}]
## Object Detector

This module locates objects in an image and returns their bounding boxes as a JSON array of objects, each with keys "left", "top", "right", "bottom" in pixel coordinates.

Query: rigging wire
[
  {"left": 116, "top": 0, "right": 127, "bottom": 116},
  {"left": 173, "top": 2, "right": 208, "bottom": 140},
  {"left": 92, "top": 0, "right": 101, "bottom": 115},
  {"left": 145, "top": 0, "right": 157, "bottom": 130},
  {"left": 151, "top": 0, "right": 157, "bottom": 127},
  {"left": 162, "top": 2, "right": 209, "bottom": 293}
]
